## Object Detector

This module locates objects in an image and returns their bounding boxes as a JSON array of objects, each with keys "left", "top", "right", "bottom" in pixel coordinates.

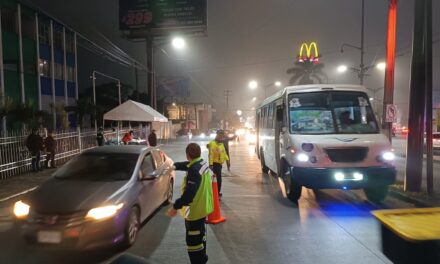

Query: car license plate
[{"left": 37, "top": 231, "right": 62, "bottom": 244}]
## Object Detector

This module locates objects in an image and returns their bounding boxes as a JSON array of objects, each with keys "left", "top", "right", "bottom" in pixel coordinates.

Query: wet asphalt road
[{"left": 0, "top": 139, "right": 416, "bottom": 264}]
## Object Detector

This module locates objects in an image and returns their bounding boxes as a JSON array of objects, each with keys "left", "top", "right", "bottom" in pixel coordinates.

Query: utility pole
[
  {"left": 146, "top": 36, "right": 155, "bottom": 108},
  {"left": 405, "top": 0, "right": 432, "bottom": 193},
  {"left": 340, "top": 0, "right": 366, "bottom": 85},
  {"left": 382, "top": 0, "right": 398, "bottom": 141},
  {"left": 359, "top": 0, "right": 365, "bottom": 85},
  {"left": 224, "top": 90, "right": 232, "bottom": 111},
  {"left": 135, "top": 67, "right": 139, "bottom": 101},
  {"left": 424, "top": 0, "right": 433, "bottom": 195},
  {"left": 224, "top": 90, "right": 232, "bottom": 130}
]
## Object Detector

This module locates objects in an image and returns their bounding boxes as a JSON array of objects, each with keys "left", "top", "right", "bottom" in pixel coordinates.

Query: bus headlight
[
  {"left": 296, "top": 153, "right": 309, "bottom": 162},
  {"left": 381, "top": 152, "right": 395, "bottom": 161},
  {"left": 334, "top": 172, "right": 345, "bottom": 181}
]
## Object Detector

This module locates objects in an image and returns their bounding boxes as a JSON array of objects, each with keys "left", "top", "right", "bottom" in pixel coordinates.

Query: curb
[{"left": 388, "top": 188, "right": 438, "bottom": 207}]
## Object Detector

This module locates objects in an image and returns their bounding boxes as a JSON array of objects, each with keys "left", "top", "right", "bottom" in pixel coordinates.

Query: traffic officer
[
  {"left": 207, "top": 130, "right": 229, "bottom": 196},
  {"left": 167, "top": 143, "right": 214, "bottom": 264}
]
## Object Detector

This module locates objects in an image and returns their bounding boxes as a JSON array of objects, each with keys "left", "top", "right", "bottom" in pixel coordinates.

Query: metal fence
[{"left": 0, "top": 127, "right": 139, "bottom": 180}]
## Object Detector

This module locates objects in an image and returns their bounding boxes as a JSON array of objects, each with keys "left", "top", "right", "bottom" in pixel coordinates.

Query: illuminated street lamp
[
  {"left": 172, "top": 102, "right": 176, "bottom": 106},
  {"left": 376, "top": 62, "right": 386, "bottom": 70},
  {"left": 337, "top": 65, "right": 348, "bottom": 73},
  {"left": 248, "top": 80, "right": 258, "bottom": 90},
  {"left": 172, "top": 37, "right": 186, "bottom": 50},
  {"left": 275, "top": 81, "right": 282, "bottom": 87},
  {"left": 236, "top": 110, "right": 243, "bottom": 116},
  {"left": 252, "top": 97, "right": 257, "bottom": 102}
]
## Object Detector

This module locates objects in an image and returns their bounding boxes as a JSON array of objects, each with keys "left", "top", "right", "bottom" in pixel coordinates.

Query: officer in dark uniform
[
  {"left": 96, "top": 127, "right": 105, "bottom": 146},
  {"left": 26, "top": 128, "right": 44, "bottom": 172}
]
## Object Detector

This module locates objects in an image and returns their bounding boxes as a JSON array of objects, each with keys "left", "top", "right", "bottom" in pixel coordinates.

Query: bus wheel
[
  {"left": 364, "top": 185, "right": 389, "bottom": 203},
  {"left": 260, "top": 149, "right": 269, "bottom": 173},
  {"left": 287, "top": 178, "right": 302, "bottom": 203}
]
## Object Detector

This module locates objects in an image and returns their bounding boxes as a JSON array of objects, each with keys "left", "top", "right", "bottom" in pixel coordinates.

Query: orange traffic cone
[{"left": 206, "top": 174, "right": 226, "bottom": 224}]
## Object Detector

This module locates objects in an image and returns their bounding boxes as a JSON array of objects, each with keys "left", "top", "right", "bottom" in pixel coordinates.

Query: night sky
[{"left": 27, "top": 0, "right": 439, "bottom": 124}]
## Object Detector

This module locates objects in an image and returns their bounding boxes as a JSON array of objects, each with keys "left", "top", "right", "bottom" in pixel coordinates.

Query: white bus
[{"left": 256, "top": 84, "right": 396, "bottom": 203}]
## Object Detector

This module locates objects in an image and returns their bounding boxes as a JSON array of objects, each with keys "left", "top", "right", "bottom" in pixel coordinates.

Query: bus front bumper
[{"left": 291, "top": 166, "right": 396, "bottom": 189}]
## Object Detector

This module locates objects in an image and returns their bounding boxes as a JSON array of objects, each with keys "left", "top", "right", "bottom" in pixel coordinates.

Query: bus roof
[{"left": 258, "top": 84, "right": 367, "bottom": 108}]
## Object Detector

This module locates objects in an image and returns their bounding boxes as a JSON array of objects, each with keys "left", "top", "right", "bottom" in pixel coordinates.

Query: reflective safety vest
[
  {"left": 207, "top": 140, "right": 229, "bottom": 166},
  {"left": 180, "top": 158, "right": 214, "bottom": 220}
]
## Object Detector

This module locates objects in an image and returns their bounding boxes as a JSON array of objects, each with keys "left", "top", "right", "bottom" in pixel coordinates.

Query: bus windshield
[{"left": 288, "top": 91, "right": 379, "bottom": 134}]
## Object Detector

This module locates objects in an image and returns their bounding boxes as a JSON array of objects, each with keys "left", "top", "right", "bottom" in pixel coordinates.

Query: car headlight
[
  {"left": 86, "top": 203, "right": 124, "bottom": 220},
  {"left": 296, "top": 153, "right": 309, "bottom": 162},
  {"left": 200, "top": 133, "right": 206, "bottom": 138},
  {"left": 382, "top": 151, "right": 395, "bottom": 161},
  {"left": 14, "top": 200, "right": 30, "bottom": 219}
]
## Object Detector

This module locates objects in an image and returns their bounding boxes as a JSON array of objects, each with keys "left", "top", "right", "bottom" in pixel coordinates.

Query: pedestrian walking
[
  {"left": 44, "top": 130, "right": 57, "bottom": 168},
  {"left": 96, "top": 127, "right": 105, "bottom": 146},
  {"left": 207, "top": 130, "right": 229, "bottom": 196},
  {"left": 148, "top": 129, "right": 158, "bottom": 147},
  {"left": 25, "top": 128, "right": 44, "bottom": 172},
  {"left": 166, "top": 143, "right": 214, "bottom": 264}
]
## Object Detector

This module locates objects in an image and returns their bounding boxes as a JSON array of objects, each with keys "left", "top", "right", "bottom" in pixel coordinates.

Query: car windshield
[
  {"left": 53, "top": 153, "right": 139, "bottom": 181},
  {"left": 289, "top": 91, "right": 379, "bottom": 134}
]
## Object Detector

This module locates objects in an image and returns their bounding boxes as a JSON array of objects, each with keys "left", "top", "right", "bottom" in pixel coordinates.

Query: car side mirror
[{"left": 139, "top": 170, "right": 158, "bottom": 181}]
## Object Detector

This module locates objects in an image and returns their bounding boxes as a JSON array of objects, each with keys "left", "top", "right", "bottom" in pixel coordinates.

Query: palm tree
[
  {"left": 0, "top": 93, "right": 14, "bottom": 119},
  {"left": 9, "top": 101, "right": 46, "bottom": 129},
  {"left": 64, "top": 97, "right": 95, "bottom": 128},
  {"left": 286, "top": 60, "right": 328, "bottom": 85}
]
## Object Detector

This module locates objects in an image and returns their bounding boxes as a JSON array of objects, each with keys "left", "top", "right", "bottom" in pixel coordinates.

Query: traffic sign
[{"left": 385, "top": 104, "right": 397, "bottom": 123}]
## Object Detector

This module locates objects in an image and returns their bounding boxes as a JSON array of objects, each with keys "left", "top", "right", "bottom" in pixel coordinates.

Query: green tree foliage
[{"left": 287, "top": 60, "right": 328, "bottom": 85}]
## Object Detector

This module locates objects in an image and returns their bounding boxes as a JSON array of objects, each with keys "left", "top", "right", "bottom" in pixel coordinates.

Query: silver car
[{"left": 13, "top": 146, "right": 175, "bottom": 250}]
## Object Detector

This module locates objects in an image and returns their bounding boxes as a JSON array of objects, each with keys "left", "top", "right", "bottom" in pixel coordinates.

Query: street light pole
[
  {"left": 92, "top": 71, "right": 97, "bottom": 132},
  {"left": 340, "top": 0, "right": 366, "bottom": 85},
  {"left": 360, "top": 0, "right": 365, "bottom": 85},
  {"left": 91, "top": 70, "right": 123, "bottom": 132}
]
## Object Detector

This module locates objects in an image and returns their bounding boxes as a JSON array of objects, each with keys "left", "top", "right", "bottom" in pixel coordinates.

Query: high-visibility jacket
[
  {"left": 207, "top": 140, "right": 229, "bottom": 166},
  {"left": 174, "top": 158, "right": 214, "bottom": 221}
]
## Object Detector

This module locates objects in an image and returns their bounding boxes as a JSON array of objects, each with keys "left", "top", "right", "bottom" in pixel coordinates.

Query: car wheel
[
  {"left": 364, "top": 185, "right": 389, "bottom": 203},
  {"left": 122, "top": 206, "right": 140, "bottom": 248},
  {"left": 260, "top": 149, "right": 269, "bottom": 173},
  {"left": 164, "top": 179, "right": 174, "bottom": 205}
]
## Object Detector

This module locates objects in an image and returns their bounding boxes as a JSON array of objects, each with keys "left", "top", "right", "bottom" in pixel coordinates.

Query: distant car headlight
[
  {"left": 200, "top": 133, "right": 206, "bottom": 138},
  {"left": 296, "top": 153, "right": 309, "bottom": 162},
  {"left": 228, "top": 133, "right": 234, "bottom": 138},
  {"left": 14, "top": 200, "right": 30, "bottom": 218},
  {"left": 86, "top": 203, "right": 124, "bottom": 220},
  {"left": 236, "top": 129, "right": 245, "bottom": 136},
  {"left": 382, "top": 151, "right": 395, "bottom": 161}
]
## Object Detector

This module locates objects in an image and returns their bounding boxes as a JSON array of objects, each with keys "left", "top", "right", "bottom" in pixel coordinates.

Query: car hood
[{"left": 29, "top": 178, "right": 129, "bottom": 214}]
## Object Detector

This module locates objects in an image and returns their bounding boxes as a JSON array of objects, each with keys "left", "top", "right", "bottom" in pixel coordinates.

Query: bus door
[{"left": 275, "top": 104, "right": 284, "bottom": 174}]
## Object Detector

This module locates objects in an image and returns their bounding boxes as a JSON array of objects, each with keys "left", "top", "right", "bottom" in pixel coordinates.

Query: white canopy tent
[
  {"left": 103, "top": 100, "right": 171, "bottom": 141},
  {"left": 103, "top": 100, "right": 168, "bottom": 123}
]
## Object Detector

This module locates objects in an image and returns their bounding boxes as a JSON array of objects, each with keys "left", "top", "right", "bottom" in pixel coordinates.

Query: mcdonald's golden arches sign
[{"left": 298, "top": 42, "right": 320, "bottom": 64}]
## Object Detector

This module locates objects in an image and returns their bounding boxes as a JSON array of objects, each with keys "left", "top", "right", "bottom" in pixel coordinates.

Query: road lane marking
[{"left": 0, "top": 186, "right": 37, "bottom": 203}]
